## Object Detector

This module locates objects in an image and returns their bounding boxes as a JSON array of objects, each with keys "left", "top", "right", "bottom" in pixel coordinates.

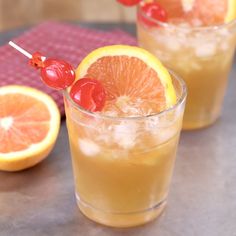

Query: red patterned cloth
[{"left": 0, "top": 22, "right": 137, "bottom": 115}]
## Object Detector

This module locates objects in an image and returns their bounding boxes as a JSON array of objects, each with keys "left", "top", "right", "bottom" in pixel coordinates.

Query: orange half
[{"left": 0, "top": 85, "right": 60, "bottom": 171}]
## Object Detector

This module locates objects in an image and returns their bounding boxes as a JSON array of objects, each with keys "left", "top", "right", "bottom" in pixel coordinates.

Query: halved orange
[
  {"left": 0, "top": 85, "right": 60, "bottom": 171},
  {"left": 76, "top": 45, "right": 176, "bottom": 117},
  {"left": 154, "top": 0, "right": 236, "bottom": 25}
]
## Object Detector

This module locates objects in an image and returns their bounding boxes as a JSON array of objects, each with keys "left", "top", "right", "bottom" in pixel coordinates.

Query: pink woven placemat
[{"left": 0, "top": 21, "right": 137, "bottom": 115}]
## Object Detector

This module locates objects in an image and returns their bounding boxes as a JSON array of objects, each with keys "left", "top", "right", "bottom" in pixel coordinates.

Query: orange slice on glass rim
[
  {"left": 75, "top": 45, "right": 176, "bottom": 117},
  {"left": 0, "top": 85, "right": 60, "bottom": 171}
]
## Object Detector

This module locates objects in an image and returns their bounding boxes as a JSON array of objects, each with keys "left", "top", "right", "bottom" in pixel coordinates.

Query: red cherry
[
  {"left": 29, "top": 52, "right": 75, "bottom": 90},
  {"left": 138, "top": 2, "right": 168, "bottom": 27},
  {"left": 117, "top": 0, "right": 141, "bottom": 7},
  {"left": 41, "top": 59, "right": 75, "bottom": 90},
  {"left": 70, "top": 78, "right": 106, "bottom": 112}
]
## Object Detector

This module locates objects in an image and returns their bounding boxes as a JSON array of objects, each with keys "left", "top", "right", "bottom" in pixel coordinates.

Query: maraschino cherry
[
  {"left": 138, "top": 2, "right": 168, "bottom": 26},
  {"left": 30, "top": 53, "right": 106, "bottom": 112},
  {"left": 117, "top": 0, "right": 141, "bottom": 7},
  {"left": 70, "top": 78, "right": 106, "bottom": 112},
  {"left": 30, "top": 52, "right": 75, "bottom": 90},
  {"left": 8, "top": 41, "right": 106, "bottom": 113}
]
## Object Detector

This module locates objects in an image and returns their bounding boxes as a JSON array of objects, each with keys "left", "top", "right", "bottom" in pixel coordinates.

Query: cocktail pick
[
  {"left": 9, "top": 41, "right": 75, "bottom": 90},
  {"left": 8, "top": 41, "right": 106, "bottom": 112},
  {"left": 9, "top": 41, "right": 34, "bottom": 59}
]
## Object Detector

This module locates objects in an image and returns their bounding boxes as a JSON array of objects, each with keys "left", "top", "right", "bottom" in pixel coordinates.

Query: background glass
[{"left": 137, "top": 7, "right": 236, "bottom": 130}]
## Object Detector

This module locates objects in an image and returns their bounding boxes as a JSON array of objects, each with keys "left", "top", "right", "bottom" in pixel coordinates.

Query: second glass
[{"left": 137, "top": 6, "right": 236, "bottom": 130}]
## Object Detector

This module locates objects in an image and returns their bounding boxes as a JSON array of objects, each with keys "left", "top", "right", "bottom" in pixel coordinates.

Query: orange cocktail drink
[{"left": 64, "top": 45, "right": 187, "bottom": 227}]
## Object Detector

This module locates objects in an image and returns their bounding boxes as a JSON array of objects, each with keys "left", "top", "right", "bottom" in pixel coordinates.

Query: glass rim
[
  {"left": 63, "top": 69, "right": 187, "bottom": 122},
  {"left": 137, "top": 4, "right": 236, "bottom": 31}
]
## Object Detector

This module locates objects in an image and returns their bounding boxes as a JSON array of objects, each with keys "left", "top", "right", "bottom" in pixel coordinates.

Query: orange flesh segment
[
  {"left": 0, "top": 93, "right": 50, "bottom": 153},
  {"left": 84, "top": 55, "right": 166, "bottom": 116}
]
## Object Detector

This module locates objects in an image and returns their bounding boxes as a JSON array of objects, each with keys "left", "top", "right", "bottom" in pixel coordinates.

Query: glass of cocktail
[
  {"left": 64, "top": 45, "right": 187, "bottom": 227},
  {"left": 8, "top": 41, "right": 186, "bottom": 227},
  {"left": 137, "top": 0, "right": 236, "bottom": 130}
]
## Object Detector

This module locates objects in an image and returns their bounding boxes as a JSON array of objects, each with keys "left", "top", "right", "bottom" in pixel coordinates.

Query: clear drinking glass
[
  {"left": 137, "top": 6, "right": 236, "bottom": 130},
  {"left": 64, "top": 71, "right": 187, "bottom": 227}
]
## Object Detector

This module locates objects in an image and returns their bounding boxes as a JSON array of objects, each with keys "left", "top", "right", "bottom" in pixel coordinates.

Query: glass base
[{"left": 76, "top": 195, "right": 166, "bottom": 228}]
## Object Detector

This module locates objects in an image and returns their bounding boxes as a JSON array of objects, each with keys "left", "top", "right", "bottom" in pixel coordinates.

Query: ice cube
[
  {"left": 103, "top": 110, "right": 119, "bottom": 117},
  {"left": 78, "top": 138, "right": 100, "bottom": 157},
  {"left": 96, "top": 130, "right": 112, "bottom": 145},
  {"left": 145, "top": 116, "right": 160, "bottom": 131},
  {"left": 113, "top": 121, "right": 138, "bottom": 149},
  {"left": 191, "top": 19, "right": 203, "bottom": 27},
  {"left": 174, "top": 57, "right": 195, "bottom": 74},
  {"left": 177, "top": 22, "right": 192, "bottom": 28},
  {"left": 154, "top": 50, "right": 171, "bottom": 62},
  {"left": 166, "top": 38, "right": 181, "bottom": 51},
  {"left": 218, "top": 28, "right": 230, "bottom": 37},
  {"left": 156, "top": 126, "right": 177, "bottom": 143},
  {"left": 146, "top": 114, "right": 180, "bottom": 144},
  {"left": 220, "top": 42, "right": 229, "bottom": 51},
  {"left": 195, "top": 42, "right": 216, "bottom": 58}
]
